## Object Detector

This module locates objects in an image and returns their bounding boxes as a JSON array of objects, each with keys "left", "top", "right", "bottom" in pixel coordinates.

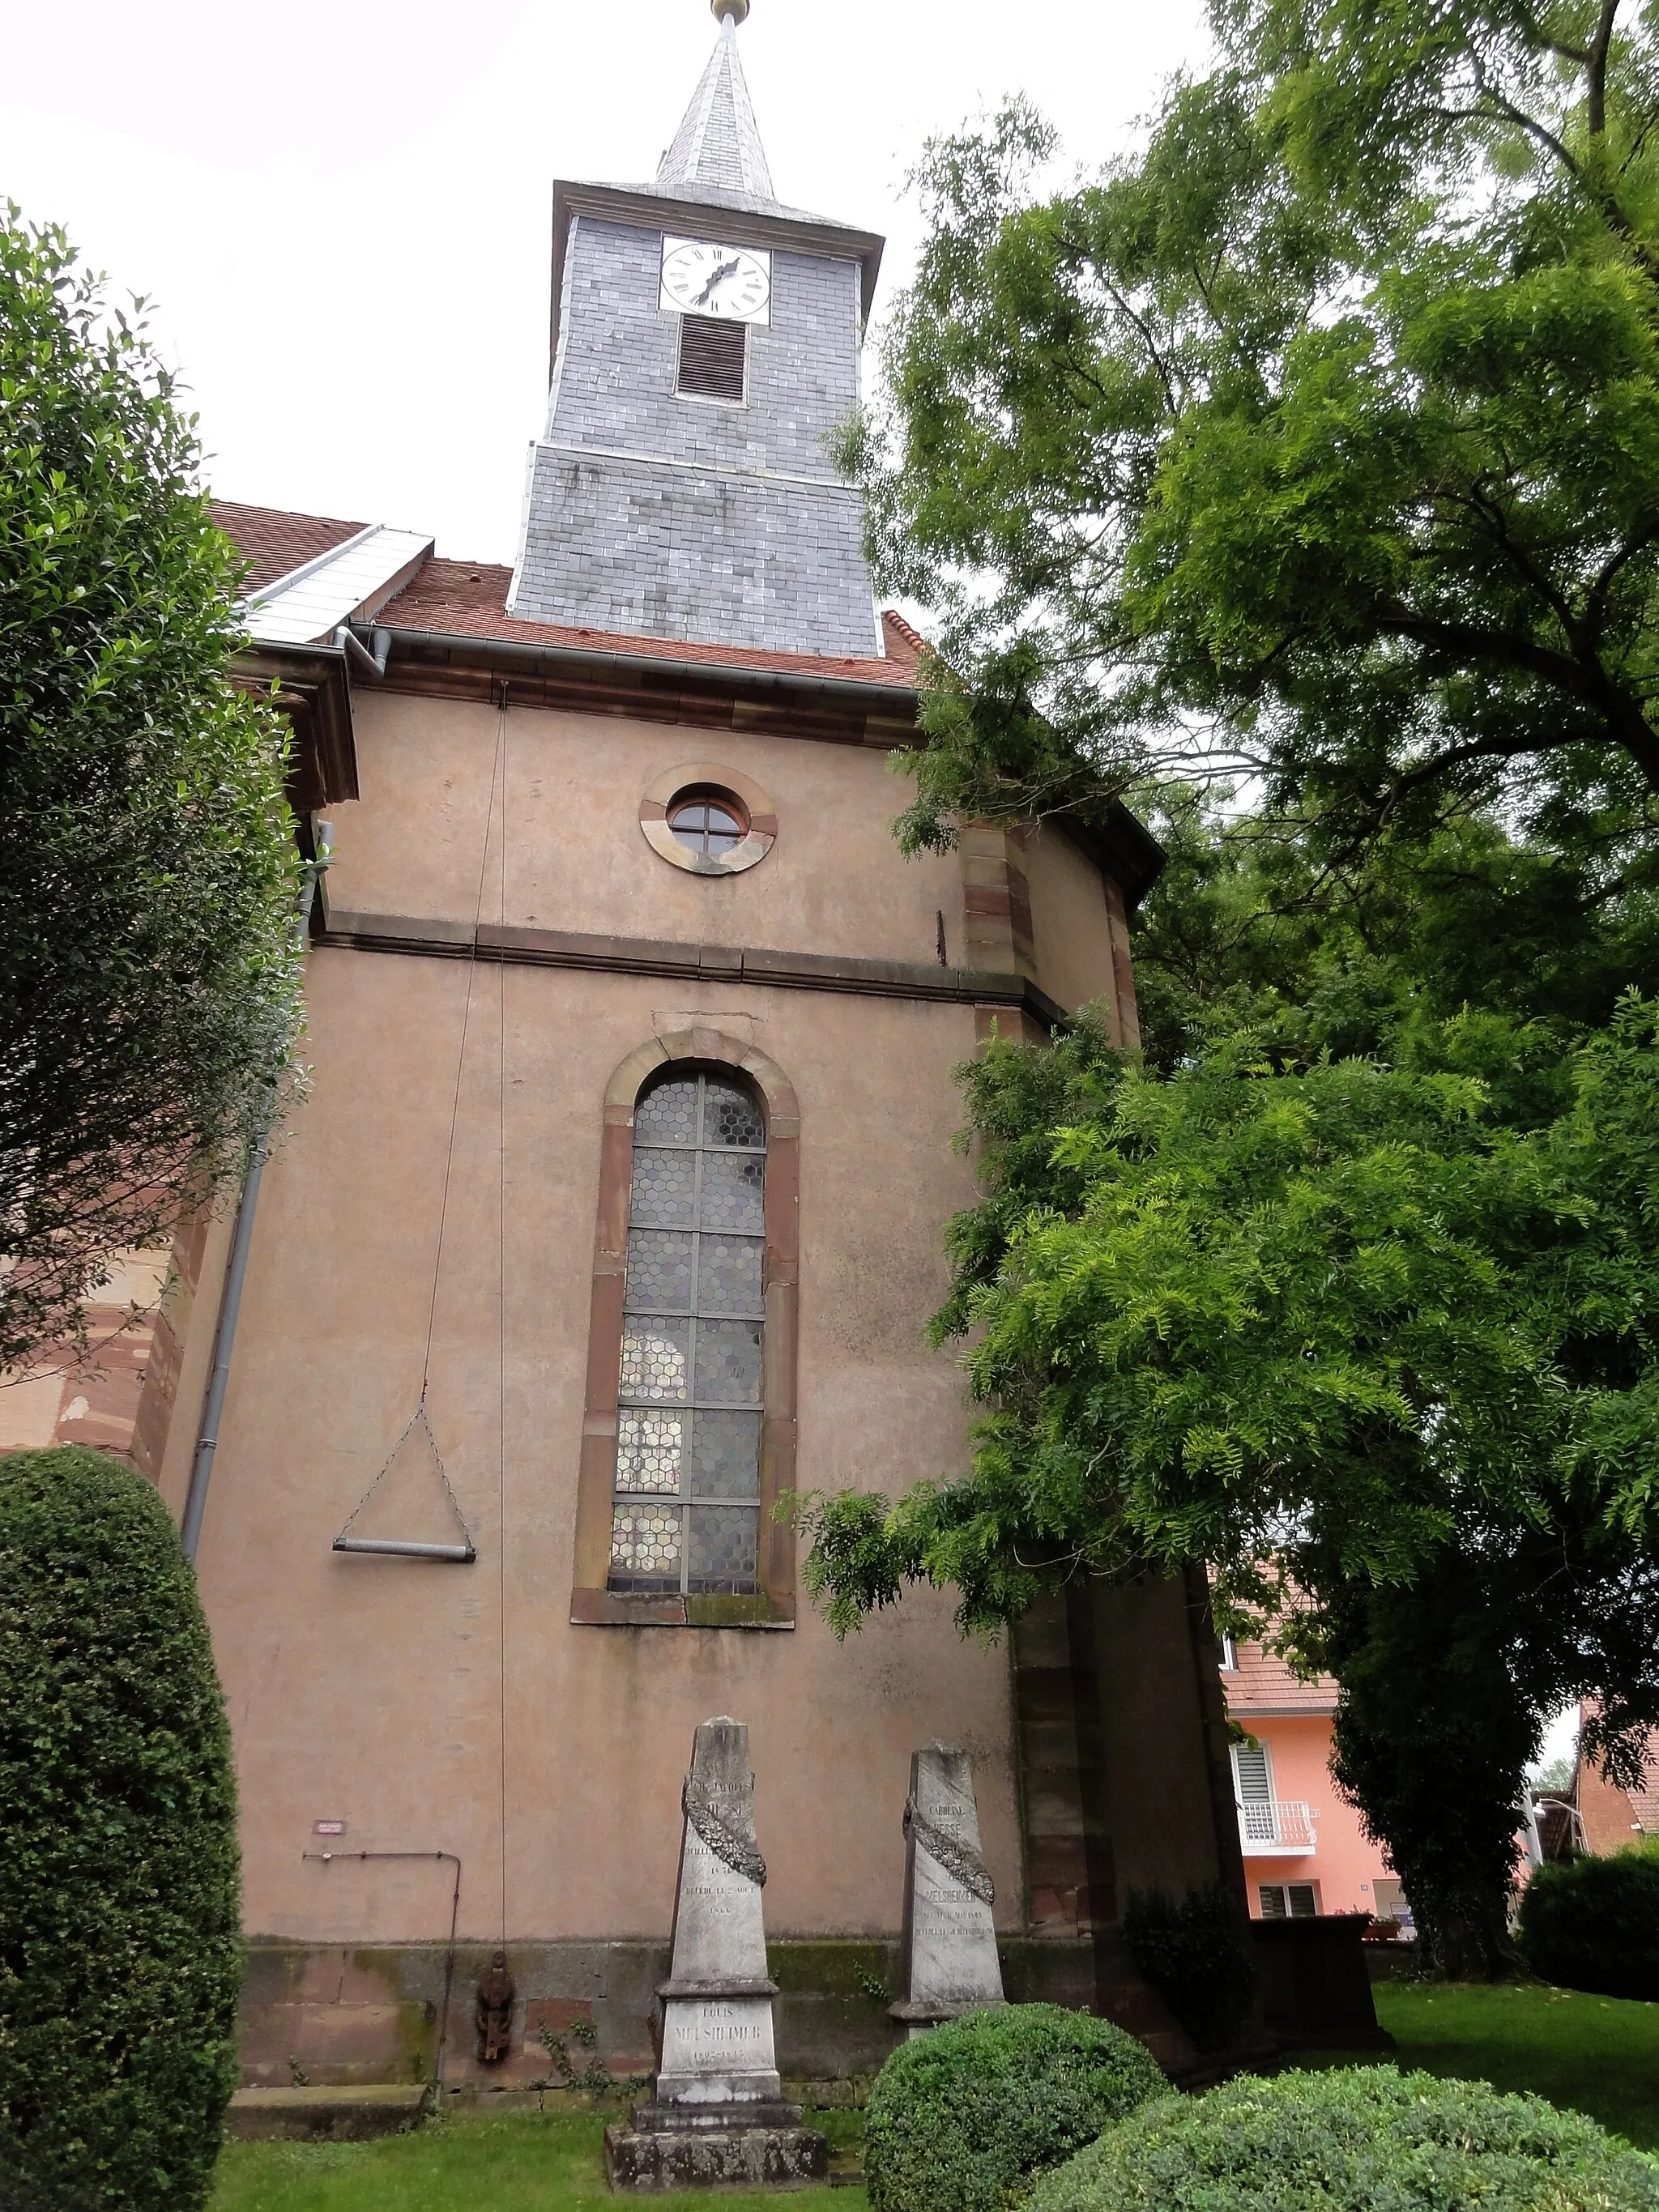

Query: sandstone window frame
[
  {"left": 571, "top": 1026, "right": 800, "bottom": 1630},
  {"left": 640, "top": 761, "right": 776, "bottom": 878}
]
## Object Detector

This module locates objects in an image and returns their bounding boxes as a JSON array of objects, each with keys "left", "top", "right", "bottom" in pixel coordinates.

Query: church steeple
[
  {"left": 657, "top": 7, "right": 777, "bottom": 210},
  {"left": 507, "top": 0, "right": 889, "bottom": 658}
]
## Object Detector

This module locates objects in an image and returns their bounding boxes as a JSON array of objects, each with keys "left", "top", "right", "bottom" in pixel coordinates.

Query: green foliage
[
  {"left": 0, "top": 206, "right": 302, "bottom": 1370},
  {"left": 853, "top": 0, "right": 1659, "bottom": 855},
  {"left": 1128, "top": 788, "right": 1659, "bottom": 1092},
  {"left": 1121, "top": 1886, "right": 1256, "bottom": 2050},
  {"left": 863, "top": 2004, "right": 1166, "bottom": 2212},
  {"left": 807, "top": 1025, "right": 1572, "bottom": 1630},
  {"left": 0, "top": 1447, "right": 242, "bottom": 2211},
  {"left": 1026, "top": 2066, "right": 1659, "bottom": 2212},
  {"left": 1518, "top": 1851, "right": 1659, "bottom": 2000},
  {"left": 535, "top": 2018, "right": 615, "bottom": 2097}
]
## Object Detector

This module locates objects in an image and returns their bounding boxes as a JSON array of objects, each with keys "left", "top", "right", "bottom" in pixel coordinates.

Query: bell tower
[{"left": 506, "top": 1, "right": 886, "bottom": 658}]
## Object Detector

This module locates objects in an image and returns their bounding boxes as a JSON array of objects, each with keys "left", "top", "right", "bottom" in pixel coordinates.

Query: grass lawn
[
  {"left": 1301, "top": 1980, "right": 1659, "bottom": 2150},
  {"left": 208, "top": 2108, "right": 865, "bottom": 2212},
  {"left": 212, "top": 1984, "right": 1659, "bottom": 2206}
]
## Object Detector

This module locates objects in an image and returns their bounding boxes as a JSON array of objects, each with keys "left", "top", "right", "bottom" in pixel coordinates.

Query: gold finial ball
[{"left": 712, "top": 0, "right": 750, "bottom": 20}]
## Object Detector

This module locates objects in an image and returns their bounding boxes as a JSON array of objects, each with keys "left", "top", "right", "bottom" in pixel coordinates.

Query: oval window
[{"left": 639, "top": 763, "right": 775, "bottom": 876}]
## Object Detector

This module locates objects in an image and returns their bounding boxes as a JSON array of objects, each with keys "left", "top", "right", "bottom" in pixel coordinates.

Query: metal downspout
[{"left": 181, "top": 838, "right": 330, "bottom": 1563}]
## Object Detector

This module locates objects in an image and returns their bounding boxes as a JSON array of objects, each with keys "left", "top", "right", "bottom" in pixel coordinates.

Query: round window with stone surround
[{"left": 640, "top": 762, "right": 776, "bottom": 876}]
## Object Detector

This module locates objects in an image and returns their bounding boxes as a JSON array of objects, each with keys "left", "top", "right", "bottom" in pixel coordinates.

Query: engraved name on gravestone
[
  {"left": 655, "top": 1715, "right": 783, "bottom": 2106},
  {"left": 891, "top": 1743, "right": 1004, "bottom": 2032}
]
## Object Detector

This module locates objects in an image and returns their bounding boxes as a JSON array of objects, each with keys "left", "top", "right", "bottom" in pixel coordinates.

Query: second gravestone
[
  {"left": 890, "top": 1742, "right": 1005, "bottom": 2033},
  {"left": 606, "top": 1717, "right": 828, "bottom": 2189}
]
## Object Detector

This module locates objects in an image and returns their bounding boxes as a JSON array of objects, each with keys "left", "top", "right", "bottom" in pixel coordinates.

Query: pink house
[{"left": 1222, "top": 1638, "right": 1405, "bottom": 1925}]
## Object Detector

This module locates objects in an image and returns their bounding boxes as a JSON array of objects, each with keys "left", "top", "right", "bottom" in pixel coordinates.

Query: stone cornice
[{"left": 315, "top": 906, "right": 1069, "bottom": 1027}]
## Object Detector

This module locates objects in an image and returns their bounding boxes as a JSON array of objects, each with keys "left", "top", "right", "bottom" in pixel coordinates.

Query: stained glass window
[{"left": 609, "top": 1073, "right": 765, "bottom": 1596}]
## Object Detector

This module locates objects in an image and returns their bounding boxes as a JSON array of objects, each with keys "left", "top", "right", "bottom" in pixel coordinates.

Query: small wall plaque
[{"left": 313, "top": 1820, "right": 347, "bottom": 1836}]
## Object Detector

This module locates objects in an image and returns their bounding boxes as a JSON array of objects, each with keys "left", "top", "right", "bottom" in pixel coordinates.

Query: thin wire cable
[{"left": 418, "top": 706, "right": 510, "bottom": 1403}]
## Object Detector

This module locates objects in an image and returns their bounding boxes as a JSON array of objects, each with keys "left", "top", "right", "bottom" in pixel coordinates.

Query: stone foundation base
[
  {"left": 226, "top": 2085, "right": 426, "bottom": 2142},
  {"left": 607, "top": 2105, "right": 830, "bottom": 2191}
]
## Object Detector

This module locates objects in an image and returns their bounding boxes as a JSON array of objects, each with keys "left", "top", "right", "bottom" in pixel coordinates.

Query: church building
[{"left": 109, "top": 0, "right": 1254, "bottom": 2091}]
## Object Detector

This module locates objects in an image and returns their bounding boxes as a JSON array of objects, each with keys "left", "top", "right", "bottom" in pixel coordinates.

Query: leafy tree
[
  {"left": 0, "top": 207, "right": 301, "bottom": 1373},
  {"left": 801, "top": 1003, "right": 1659, "bottom": 1972},
  {"left": 845, "top": 0, "right": 1659, "bottom": 858},
  {"left": 1128, "top": 788, "right": 1659, "bottom": 1083}
]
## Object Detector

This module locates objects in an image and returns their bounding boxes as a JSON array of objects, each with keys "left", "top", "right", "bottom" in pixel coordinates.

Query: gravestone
[
  {"left": 890, "top": 1743, "right": 1005, "bottom": 2033},
  {"left": 605, "top": 1717, "right": 829, "bottom": 2189}
]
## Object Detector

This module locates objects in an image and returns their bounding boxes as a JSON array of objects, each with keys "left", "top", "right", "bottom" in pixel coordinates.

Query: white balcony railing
[{"left": 1236, "top": 1799, "right": 1316, "bottom": 1855}]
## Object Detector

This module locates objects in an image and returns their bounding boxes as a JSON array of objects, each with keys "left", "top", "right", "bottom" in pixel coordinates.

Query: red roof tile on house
[
  {"left": 374, "top": 557, "right": 922, "bottom": 690},
  {"left": 1223, "top": 1639, "right": 1337, "bottom": 1716},
  {"left": 211, "top": 501, "right": 367, "bottom": 594}
]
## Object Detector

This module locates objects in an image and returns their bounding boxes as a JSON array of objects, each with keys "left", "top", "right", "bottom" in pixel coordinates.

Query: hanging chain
[{"left": 335, "top": 1402, "right": 476, "bottom": 1549}]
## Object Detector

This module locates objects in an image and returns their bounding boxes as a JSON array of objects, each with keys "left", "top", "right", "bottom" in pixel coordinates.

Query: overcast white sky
[{"left": 0, "top": 0, "right": 1212, "bottom": 565}]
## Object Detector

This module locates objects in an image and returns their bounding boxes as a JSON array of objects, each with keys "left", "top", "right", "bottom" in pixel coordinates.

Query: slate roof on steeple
[
  {"left": 569, "top": 11, "right": 868, "bottom": 232},
  {"left": 658, "top": 15, "right": 775, "bottom": 207}
]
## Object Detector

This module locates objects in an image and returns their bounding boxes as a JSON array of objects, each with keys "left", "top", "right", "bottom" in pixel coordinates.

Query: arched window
[{"left": 608, "top": 1072, "right": 766, "bottom": 1596}]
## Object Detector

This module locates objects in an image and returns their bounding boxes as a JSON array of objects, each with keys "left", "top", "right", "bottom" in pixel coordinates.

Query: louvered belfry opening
[{"left": 677, "top": 314, "right": 748, "bottom": 402}]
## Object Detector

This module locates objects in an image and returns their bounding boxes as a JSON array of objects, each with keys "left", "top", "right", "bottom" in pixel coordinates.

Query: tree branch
[
  {"left": 1374, "top": 599, "right": 1659, "bottom": 789},
  {"left": 1588, "top": 0, "right": 1622, "bottom": 138}
]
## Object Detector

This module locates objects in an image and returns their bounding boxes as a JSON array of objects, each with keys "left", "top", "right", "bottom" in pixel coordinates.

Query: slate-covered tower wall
[{"left": 507, "top": 15, "right": 882, "bottom": 656}]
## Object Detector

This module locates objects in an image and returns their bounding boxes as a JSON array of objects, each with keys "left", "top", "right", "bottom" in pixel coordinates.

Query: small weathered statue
[{"left": 476, "top": 1949, "right": 515, "bottom": 2065}]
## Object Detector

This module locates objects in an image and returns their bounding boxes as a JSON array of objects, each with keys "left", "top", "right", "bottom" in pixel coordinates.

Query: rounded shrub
[
  {"left": 1026, "top": 2065, "right": 1659, "bottom": 2212},
  {"left": 0, "top": 1447, "right": 242, "bottom": 2211},
  {"left": 864, "top": 2002, "right": 1166, "bottom": 2212},
  {"left": 1518, "top": 1850, "right": 1659, "bottom": 2000}
]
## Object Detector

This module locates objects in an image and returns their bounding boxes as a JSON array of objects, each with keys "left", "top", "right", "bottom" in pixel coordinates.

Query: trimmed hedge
[
  {"left": 1518, "top": 1850, "right": 1659, "bottom": 2000},
  {"left": 0, "top": 1447, "right": 242, "bottom": 2211},
  {"left": 1027, "top": 2065, "right": 1659, "bottom": 2212},
  {"left": 864, "top": 2003, "right": 1166, "bottom": 2212}
]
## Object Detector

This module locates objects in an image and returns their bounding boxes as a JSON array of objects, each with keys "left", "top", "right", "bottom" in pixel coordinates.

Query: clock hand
[{"left": 693, "top": 257, "right": 740, "bottom": 309}]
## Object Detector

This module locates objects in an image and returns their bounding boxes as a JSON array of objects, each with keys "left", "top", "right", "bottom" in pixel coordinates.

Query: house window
[
  {"left": 608, "top": 1073, "right": 766, "bottom": 1597},
  {"left": 1232, "top": 1741, "right": 1272, "bottom": 1804},
  {"left": 1219, "top": 1633, "right": 1238, "bottom": 1671},
  {"left": 1259, "top": 1883, "right": 1320, "bottom": 1918}
]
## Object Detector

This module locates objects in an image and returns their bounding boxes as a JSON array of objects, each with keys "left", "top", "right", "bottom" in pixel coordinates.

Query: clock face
[{"left": 659, "top": 237, "right": 772, "bottom": 325}]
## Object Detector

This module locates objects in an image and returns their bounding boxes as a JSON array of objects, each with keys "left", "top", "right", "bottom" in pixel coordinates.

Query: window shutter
[
  {"left": 1232, "top": 1743, "right": 1271, "bottom": 1801},
  {"left": 1258, "top": 1885, "right": 1287, "bottom": 1918},
  {"left": 677, "top": 315, "right": 747, "bottom": 401},
  {"left": 1287, "top": 1884, "right": 1319, "bottom": 1917}
]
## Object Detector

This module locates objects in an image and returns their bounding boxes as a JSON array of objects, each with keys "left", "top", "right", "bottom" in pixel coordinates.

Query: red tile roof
[
  {"left": 374, "top": 558, "right": 922, "bottom": 690},
  {"left": 211, "top": 501, "right": 366, "bottom": 593},
  {"left": 1223, "top": 1639, "right": 1337, "bottom": 1716},
  {"left": 210, "top": 501, "right": 925, "bottom": 691}
]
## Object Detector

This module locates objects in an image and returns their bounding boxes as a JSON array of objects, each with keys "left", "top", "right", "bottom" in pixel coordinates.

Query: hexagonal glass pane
[
  {"left": 698, "top": 1150, "right": 765, "bottom": 1234},
  {"left": 689, "top": 1409, "right": 761, "bottom": 1498},
  {"left": 620, "top": 1319, "right": 689, "bottom": 1402},
  {"left": 627, "top": 1230, "right": 693, "bottom": 1314}
]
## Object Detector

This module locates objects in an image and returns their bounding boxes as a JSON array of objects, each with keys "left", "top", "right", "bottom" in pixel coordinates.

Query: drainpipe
[
  {"left": 181, "top": 832, "right": 331, "bottom": 1563},
  {"left": 334, "top": 624, "right": 390, "bottom": 680}
]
